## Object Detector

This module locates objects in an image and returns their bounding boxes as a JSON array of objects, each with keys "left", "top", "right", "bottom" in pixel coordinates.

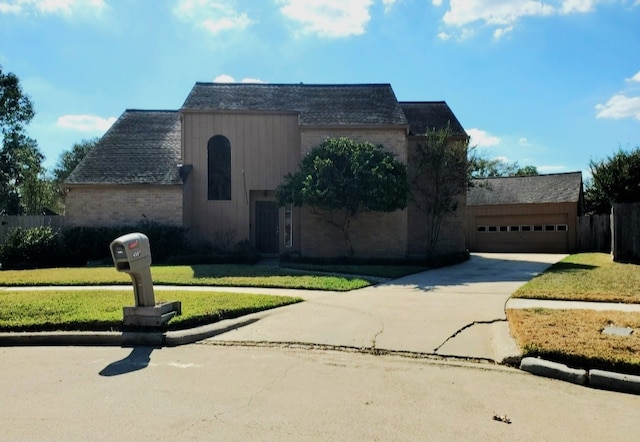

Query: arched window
[{"left": 207, "top": 135, "right": 231, "bottom": 200}]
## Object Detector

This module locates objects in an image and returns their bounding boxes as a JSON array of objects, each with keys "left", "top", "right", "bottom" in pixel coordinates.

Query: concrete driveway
[{"left": 207, "top": 253, "right": 565, "bottom": 362}]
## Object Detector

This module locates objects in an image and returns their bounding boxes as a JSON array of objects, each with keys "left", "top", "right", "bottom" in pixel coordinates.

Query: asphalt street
[{"left": 1, "top": 344, "right": 640, "bottom": 441}]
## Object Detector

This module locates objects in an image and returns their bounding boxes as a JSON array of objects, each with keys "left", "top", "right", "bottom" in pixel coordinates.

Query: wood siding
[
  {"left": 182, "top": 111, "right": 301, "bottom": 251},
  {"left": 467, "top": 202, "right": 578, "bottom": 253}
]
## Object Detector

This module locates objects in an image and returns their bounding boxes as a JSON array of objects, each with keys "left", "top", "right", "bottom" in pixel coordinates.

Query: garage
[{"left": 466, "top": 173, "right": 583, "bottom": 253}]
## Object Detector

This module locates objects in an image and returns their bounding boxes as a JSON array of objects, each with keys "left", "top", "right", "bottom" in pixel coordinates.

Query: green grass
[
  {"left": 281, "top": 263, "right": 426, "bottom": 279},
  {"left": 0, "top": 289, "right": 301, "bottom": 332},
  {"left": 0, "top": 264, "right": 373, "bottom": 291},
  {"left": 512, "top": 253, "right": 640, "bottom": 303}
]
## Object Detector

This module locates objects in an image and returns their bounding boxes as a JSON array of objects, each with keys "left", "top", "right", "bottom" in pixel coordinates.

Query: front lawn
[
  {"left": 508, "top": 308, "right": 640, "bottom": 375},
  {"left": 0, "top": 289, "right": 301, "bottom": 332},
  {"left": 0, "top": 264, "right": 374, "bottom": 291},
  {"left": 508, "top": 253, "right": 640, "bottom": 374},
  {"left": 511, "top": 253, "right": 640, "bottom": 303}
]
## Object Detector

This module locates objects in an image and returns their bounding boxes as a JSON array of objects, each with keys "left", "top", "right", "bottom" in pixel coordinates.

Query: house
[
  {"left": 466, "top": 172, "right": 584, "bottom": 253},
  {"left": 64, "top": 83, "right": 467, "bottom": 259}
]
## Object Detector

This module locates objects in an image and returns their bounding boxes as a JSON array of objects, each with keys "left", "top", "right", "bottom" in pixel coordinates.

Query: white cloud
[
  {"left": 173, "top": 0, "right": 254, "bottom": 34},
  {"left": 537, "top": 165, "right": 567, "bottom": 173},
  {"left": 518, "top": 137, "right": 530, "bottom": 146},
  {"left": 595, "top": 94, "right": 640, "bottom": 120},
  {"left": 382, "top": 0, "right": 398, "bottom": 12},
  {"left": 437, "top": 31, "right": 450, "bottom": 40},
  {"left": 493, "top": 25, "right": 513, "bottom": 39},
  {"left": 213, "top": 74, "right": 266, "bottom": 83},
  {"left": 0, "top": 0, "right": 107, "bottom": 16},
  {"left": 436, "top": 0, "right": 618, "bottom": 40},
  {"left": 277, "top": 0, "right": 373, "bottom": 38},
  {"left": 56, "top": 114, "right": 116, "bottom": 132},
  {"left": 627, "top": 71, "right": 640, "bottom": 83},
  {"left": 467, "top": 128, "right": 501, "bottom": 147}
]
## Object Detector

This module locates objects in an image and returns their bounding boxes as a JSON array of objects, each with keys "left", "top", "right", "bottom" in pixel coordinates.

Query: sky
[{"left": 1, "top": 0, "right": 639, "bottom": 178}]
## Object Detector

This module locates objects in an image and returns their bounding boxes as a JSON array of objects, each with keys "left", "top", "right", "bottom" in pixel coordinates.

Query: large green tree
[
  {"left": 276, "top": 137, "right": 407, "bottom": 256},
  {"left": 53, "top": 138, "right": 97, "bottom": 184},
  {"left": 585, "top": 147, "right": 640, "bottom": 214},
  {"left": 409, "top": 127, "right": 468, "bottom": 255},
  {"left": 0, "top": 66, "right": 49, "bottom": 215}
]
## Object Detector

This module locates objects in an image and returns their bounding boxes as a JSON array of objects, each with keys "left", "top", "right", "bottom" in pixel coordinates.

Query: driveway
[{"left": 207, "top": 253, "right": 565, "bottom": 362}]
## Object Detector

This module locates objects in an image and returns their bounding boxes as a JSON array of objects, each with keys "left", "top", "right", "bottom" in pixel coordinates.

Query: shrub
[
  {"left": 0, "top": 226, "right": 58, "bottom": 269},
  {"left": 1, "top": 222, "right": 191, "bottom": 269}
]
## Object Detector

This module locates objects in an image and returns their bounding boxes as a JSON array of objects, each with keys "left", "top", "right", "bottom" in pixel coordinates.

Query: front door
[{"left": 255, "top": 201, "right": 279, "bottom": 254}]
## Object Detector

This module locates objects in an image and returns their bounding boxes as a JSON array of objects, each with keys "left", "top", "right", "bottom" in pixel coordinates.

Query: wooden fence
[
  {"left": 0, "top": 216, "right": 66, "bottom": 244},
  {"left": 576, "top": 214, "right": 611, "bottom": 253},
  {"left": 612, "top": 203, "right": 640, "bottom": 263}
]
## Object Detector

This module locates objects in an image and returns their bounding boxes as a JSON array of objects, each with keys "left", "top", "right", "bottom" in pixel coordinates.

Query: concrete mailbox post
[{"left": 110, "top": 233, "right": 180, "bottom": 327}]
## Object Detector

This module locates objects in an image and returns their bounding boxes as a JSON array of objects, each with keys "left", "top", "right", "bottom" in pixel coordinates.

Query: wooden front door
[{"left": 255, "top": 201, "right": 279, "bottom": 254}]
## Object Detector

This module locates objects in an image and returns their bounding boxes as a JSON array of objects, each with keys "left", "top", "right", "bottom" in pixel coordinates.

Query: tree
[
  {"left": 53, "top": 138, "right": 97, "bottom": 184},
  {"left": 468, "top": 149, "right": 538, "bottom": 178},
  {"left": 585, "top": 147, "right": 640, "bottom": 214},
  {"left": 409, "top": 127, "right": 468, "bottom": 256},
  {"left": 276, "top": 137, "right": 407, "bottom": 256},
  {"left": 0, "top": 66, "right": 49, "bottom": 215}
]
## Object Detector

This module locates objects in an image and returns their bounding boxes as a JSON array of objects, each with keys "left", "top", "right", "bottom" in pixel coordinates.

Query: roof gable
[
  {"left": 400, "top": 101, "right": 466, "bottom": 136},
  {"left": 64, "top": 110, "right": 181, "bottom": 185},
  {"left": 181, "top": 83, "right": 408, "bottom": 126},
  {"left": 468, "top": 172, "right": 583, "bottom": 206}
]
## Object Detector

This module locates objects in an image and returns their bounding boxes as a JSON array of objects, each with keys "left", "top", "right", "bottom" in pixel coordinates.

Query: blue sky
[{"left": 1, "top": 0, "right": 639, "bottom": 177}]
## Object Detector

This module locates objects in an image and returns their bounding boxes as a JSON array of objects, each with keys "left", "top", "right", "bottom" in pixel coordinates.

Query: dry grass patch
[
  {"left": 512, "top": 253, "right": 640, "bottom": 303},
  {"left": 508, "top": 308, "right": 640, "bottom": 374}
]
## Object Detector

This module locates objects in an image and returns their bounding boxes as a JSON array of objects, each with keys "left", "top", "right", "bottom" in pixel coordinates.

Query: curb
[
  {"left": 520, "top": 357, "right": 640, "bottom": 395},
  {"left": 0, "top": 316, "right": 263, "bottom": 348}
]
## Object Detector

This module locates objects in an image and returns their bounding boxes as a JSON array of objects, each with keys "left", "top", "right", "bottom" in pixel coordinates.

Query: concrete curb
[
  {"left": 520, "top": 357, "right": 640, "bottom": 395},
  {"left": 520, "top": 357, "right": 587, "bottom": 385},
  {"left": 0, "top": 316, "right": 263, "bottom": 348}
]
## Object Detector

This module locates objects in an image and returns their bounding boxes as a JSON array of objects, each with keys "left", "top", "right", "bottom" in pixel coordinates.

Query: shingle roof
[
  {"left": 468, "top": 172, "right": 583, "bottom": 206},
  {"left": 182, "top": 83, "right": 408, "bottom": 126},
  {"left": 400, "top": 102, "right": 466, "bottom": 136},
  {"left": 64, "top": 110, "right": 181, "bottom": 185}
]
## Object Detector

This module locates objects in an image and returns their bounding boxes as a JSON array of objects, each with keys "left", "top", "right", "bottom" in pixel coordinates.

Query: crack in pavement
[{"left": 432, "top": 318, "right": 507, "bottom": 353}]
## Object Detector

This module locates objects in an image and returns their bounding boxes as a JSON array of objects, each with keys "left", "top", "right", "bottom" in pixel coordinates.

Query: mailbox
[
  {"left": 110, "top": 232, "right": 152, "bottom": 273},
  {"left": 110, "top": 232, "right": 181, "bottom": 327},
  {"left": 110, "top": 233, "right": 155, "bottom": 308}
]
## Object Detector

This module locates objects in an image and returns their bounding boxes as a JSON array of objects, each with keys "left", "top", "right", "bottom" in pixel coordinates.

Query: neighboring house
[
  {"left": 466, "top": 172, "right": 584, "bottom": 253},
  {"left": 64, "top": 83, "right": 467, "bottom": 259}
]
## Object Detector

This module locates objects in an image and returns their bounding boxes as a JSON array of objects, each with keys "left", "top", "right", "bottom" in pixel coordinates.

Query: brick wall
[
  {"left": 300, "top": 207, "right": 407, "bottom": 258},
  {"left": 65, "top": 185, "right": 182, "bottom": 226}
]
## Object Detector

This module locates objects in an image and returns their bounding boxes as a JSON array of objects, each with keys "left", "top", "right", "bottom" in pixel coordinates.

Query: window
[
  {"left": 521, "top": 225, "right": 532, "bottom": 232},
  {"left": 207, "top": 135, "right": 231, "bottom": 200},
  {"left": 557, "top": 224, "right": 568, "bottom": 232},
  {"left": 477, "top": 226, "right": 487, "bottom": 232},
  {"left": 544, "top": 225, "right": 555, "bottom": 232},
  {"left": 284, "top": 204, "right": 293, "bottom": 247},
  {"left": 533, "top": 225, "right": 543, "bottom": 232},
  {"left": 510, "top": 225, "right": 520, "bottom": 232},
  {"left": 488, "top": 226, "right": 498, "bottom": 232}
]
